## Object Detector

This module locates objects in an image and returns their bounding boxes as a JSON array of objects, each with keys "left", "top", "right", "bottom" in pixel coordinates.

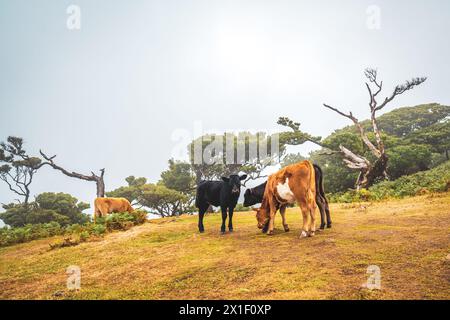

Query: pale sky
[{"left": 1, "top": 0, "right": 449, "bottom": 217}]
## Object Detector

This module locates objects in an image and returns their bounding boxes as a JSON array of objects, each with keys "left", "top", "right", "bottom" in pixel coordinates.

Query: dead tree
[
  {"left": 40, "top": 150, "right": 106, "bottom": 198},
  {"left": 324, "top": 68, "right": 426, "bottom": 189}
]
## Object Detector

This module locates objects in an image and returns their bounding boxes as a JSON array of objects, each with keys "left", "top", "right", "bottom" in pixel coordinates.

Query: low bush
[
  {"left": 104, "top": 210, "right": 147, "bottom": 231},
  {"left": 0, "top": 222, "right": 65, "bottom": 247},
  {"left": 330, "top": 161, "right": 450, "bottom": 203},
  {"left": 0, "top": 210, "right": 148, "bottom": 248}
]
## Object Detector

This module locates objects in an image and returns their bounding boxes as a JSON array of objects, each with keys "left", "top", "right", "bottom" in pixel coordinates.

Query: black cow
[
  {"left": 195, "top": 174, "right": 247, "bottom": 233},
  {"left": 243, "top": 164, "right": 332, "bottom": 229}
]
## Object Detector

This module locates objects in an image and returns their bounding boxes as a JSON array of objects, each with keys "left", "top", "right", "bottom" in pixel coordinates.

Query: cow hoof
[
  {"left": 228, "top": 228, "right": 233, "bottom": 232},
  {"left": 319, "top": 224, "right": 325, "bottom": 230},
  {"left": 300, "top": 230, "right": 308, "bottom": 238},
  {"left": 308, "top": 231, "right": 315, "bottom": 237},
  {"left": 283, "top": 225, "right": 290, "bottom": 232},
  {"left": 327, "top": 224, "right": 332, "bottom": 229},
  {"left": 266, "top": 231, "right": 274, "bottom": 236},
  {"left": 199, "top": 230, "right": 205, "bottom": 233}
]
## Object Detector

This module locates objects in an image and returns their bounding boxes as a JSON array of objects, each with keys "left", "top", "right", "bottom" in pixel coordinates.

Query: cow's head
[
  {"left": 222, "top": 174, "right": 247, "bottom": 194},
  {"left": 253, "top": 207, "right": 269, "bottom": 229},
  {"left": 243, "top": 188, "right": 260, "bottom": 207}
]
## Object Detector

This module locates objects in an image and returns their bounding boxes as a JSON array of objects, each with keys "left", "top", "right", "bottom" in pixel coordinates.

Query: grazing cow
[
  {"left": 94, "top": 197, "right": 134, "bottom": 223},
  {"left": 195, "top": 174, "right": 247, "bottom": 233},
  {"left": 243, "top": 164, "right": 332, "bottom": 229},
  {"left": 254, "top": 160, "right": 316, "bottom": 237}
]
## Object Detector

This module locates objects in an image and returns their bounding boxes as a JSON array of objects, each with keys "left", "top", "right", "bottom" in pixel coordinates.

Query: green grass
[{"left": 0, "top": 194, "right": 449, "bottom": 300}]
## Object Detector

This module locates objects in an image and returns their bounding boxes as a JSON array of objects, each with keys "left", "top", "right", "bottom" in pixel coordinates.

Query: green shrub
[
  {"left": 99, "top": 210, "right": 147, "bottom": 231},
  {"left": 105, "top": 213, "right": 135, "bottom": 231},
  {"left": 130, "top": 210, "right": 148, "bottom": 225},
  {"left": 0, "top": 210, "right": 147, "bottom": 248},
  {"left": 79, "top": 231, "right": 90, "bottom": 242},
  {"left": 0, "top": 222, "right": 65, "bottom": 247},
  {"left": 331, "top": 161, "right": 450, "bottom": 202},
  {"left": 90, "top": 224, "right": 107, "bottom": 236}
]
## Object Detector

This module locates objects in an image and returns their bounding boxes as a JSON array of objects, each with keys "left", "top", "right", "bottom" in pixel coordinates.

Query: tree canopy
[
  {"left": 0, "top": 192, "right": 90, "bottom": 227},
  {"left": 188, "top": 131, "right": 284, "bottom": 185}
]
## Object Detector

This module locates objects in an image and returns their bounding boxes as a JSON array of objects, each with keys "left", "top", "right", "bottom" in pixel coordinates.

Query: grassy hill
[{"left": 1, "top": 194, "right": 449, "bottom": 300}]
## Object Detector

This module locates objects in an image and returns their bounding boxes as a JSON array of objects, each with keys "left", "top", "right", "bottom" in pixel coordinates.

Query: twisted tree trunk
[{"left": 323, "top": 68, "right": 426, "bottom": 190}]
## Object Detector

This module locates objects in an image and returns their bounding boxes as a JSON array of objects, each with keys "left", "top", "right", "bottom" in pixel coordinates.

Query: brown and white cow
[
  {"left": 93, "top": 197, "right": 134, "bottom": 223},
  {"left": 254, "top": 160, "right": 316, "bottom": 237}
]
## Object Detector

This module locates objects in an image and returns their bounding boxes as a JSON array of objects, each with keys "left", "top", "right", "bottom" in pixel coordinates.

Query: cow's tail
[
  {"left": 195, "top": 183, "right": 203, "bottom": 208},
  {"left": 314, "top": 164, "right": 326, "bottom": 199}
]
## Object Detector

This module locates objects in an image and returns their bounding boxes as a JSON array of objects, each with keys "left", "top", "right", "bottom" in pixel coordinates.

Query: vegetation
[
  {"left": 107, "top": 164, "right": 195, "bottom": 217},
  {"left": 279, "top": 68, "right": 428, "bottom": 189},
  {"left": 308, "top": 103, "right": 449, "bottom": 193},
  {"left": 0, "top": 222, "right": 65, "bottom": 247},
  {"left": 0, "top": 192, "right": 90, "bottom": 227},
  {"left": 0, "top": 194, "right": 448, "bottom": 299},
  {"left": 1, "top": 103, "right": 449, "bottom": 232},
  {"left": 0, "top": 210, "right": 147, "bottom": 248},
  {"left": 330, "top": 161, "right": 450, "bottom": 202},
  {"left": 188, "top": 131, "right": 283, "bottom": 184}
]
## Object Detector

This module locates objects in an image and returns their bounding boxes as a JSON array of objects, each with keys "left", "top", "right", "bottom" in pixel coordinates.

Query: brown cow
[
  {"left": 254, "top": 160, "right": 316, "bottom": 237},
  {"left": 93, "top": 197, "right": 134, "bottom": 223}
]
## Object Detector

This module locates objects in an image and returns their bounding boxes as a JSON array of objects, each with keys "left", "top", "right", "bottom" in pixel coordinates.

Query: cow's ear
[
  {"left": 222, "top": 176, "right": 230, "bottom": 183},
  {"left": 239, "top": 174, "right": 248, "bottom": 181}
]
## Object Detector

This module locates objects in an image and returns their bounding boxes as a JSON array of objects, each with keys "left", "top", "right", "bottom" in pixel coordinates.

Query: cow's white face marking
[{"left": 276, "top": 178, "right": 295, "bottom": 203}]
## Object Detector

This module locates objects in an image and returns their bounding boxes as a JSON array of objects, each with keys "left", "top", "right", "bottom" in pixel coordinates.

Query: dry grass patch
[{"left": 0, "top": 194, "right": 449, "bottom": 299}]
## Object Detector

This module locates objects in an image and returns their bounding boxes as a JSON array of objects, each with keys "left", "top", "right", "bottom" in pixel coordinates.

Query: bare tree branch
[
  {"left": 323, "top": 104, "right": 381, "bottom": 158},
  {"left": 322, "top": 68, "right": 427, "bottom": 189},
  {"left": 323, "top": 104, "right": 358, "bottom": 124},
  {"left": 40, "top": 150, "right": 106, "bottom": 197}
]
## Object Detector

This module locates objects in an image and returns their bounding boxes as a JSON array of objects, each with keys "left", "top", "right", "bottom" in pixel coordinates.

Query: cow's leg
[
  {"left": 267, "top": 199, "right": 277, "bottom": 235},
  {"left": 324, "top": 200, "right": 332, "bottom": 228},
  {"left": 228, "top": 207, "right": 234, "bottom": 232},
  {"left": 220, "top": 206, "right": 228, "bottom": 234},
  {"left": 298, "top": 200, "right": 310, "bottom": 238},
  {"left": 280, "top": 205, "right": 289, "bottom": 232},
  {"left": 198, "top": 204, "right": 209, "bottom": 233},
  {"left": 262, "top": 222, "right": 269, "bottom": 233},
  {"left": 316, "top": 195, "right": 326, "bottom": 230},
  {"left": 97, "top": 206, "right": 108, "bottom": 222},
  {"left": 94, "top": 206, "right": 103, "bottom": 224},
  {"left": 309, "top": 201, "right": 317, "bottom": 237}
]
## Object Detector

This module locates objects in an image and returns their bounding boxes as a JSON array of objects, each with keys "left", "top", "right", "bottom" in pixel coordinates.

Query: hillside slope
[{"left": 1, "top": 194, "right": 449, "bottom": 300}]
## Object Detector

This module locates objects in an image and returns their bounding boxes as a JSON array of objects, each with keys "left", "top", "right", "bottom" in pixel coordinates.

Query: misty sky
[{"left": 1, "top": 0, "right": 449, "bottom": 215}]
